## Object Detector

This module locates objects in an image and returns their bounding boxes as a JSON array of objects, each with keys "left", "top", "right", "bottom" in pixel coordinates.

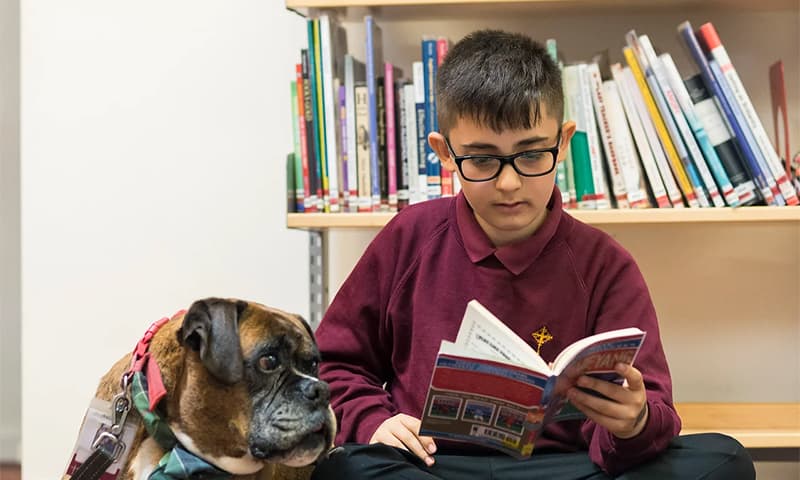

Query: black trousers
[{"left": 311, "top": 433, "right": 754, "bottom": 479}]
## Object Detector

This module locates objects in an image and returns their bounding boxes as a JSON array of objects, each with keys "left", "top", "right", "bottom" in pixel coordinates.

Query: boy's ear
[
  {"left": 557, "top": 121, "right": 577, "bottom": 164},
  {"left": 428, "top": 132, "right": 457, "bottom": 173}
]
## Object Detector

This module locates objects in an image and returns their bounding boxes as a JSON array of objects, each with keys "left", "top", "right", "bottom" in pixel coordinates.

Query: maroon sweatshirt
[{"left": 315, "top": 189, "right": 681, "bottom": 475}]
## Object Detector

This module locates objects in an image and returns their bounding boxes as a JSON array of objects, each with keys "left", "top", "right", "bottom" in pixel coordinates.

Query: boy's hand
[
  {"left": 567, "top": 363, "right": 649, "bottom": 439},
  {"left": 369, "top": 413, "right": 437, "bottom": 466}
]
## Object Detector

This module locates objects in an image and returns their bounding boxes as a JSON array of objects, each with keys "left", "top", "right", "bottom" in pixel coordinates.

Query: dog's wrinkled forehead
[{"left": 237, "top": 303, "right": 316, "bottom": 358}]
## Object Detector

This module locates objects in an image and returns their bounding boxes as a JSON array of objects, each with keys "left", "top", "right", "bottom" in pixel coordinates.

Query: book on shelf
[{"left": 419, "top": 300, "right": 646, "bottom": 458}]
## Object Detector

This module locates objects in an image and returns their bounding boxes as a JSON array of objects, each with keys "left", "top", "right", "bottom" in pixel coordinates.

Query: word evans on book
[{"left": 419, "top": 300, "right": 646, "bottom": 458}]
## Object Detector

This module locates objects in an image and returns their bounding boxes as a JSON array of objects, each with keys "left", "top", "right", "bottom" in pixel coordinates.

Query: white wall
[
  {"left": 21, "top": 2, "right": 307, "bottom": 479},
  {"left": 0, "top": 0, "right": 21, "bottom": 464}
]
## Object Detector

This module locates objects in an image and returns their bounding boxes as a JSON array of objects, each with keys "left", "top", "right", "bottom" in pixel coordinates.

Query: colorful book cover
[
  {"left": 436, "top": 37, "right": 453, "bottom": 197},
  {"left": 412, "top": 61, "right": 428, "bottom": 204},
  {"left": 563, "top": 65, "right": 596, "bottom": 209},
  {"left": 344, "top": 54, "right": 366, "bottom": 212},
  {"left": 312, "top": 18, "right": 330, "bottom": 212},
  {"left": 419, "top": 300, "right": 646, "bottom": 458}
]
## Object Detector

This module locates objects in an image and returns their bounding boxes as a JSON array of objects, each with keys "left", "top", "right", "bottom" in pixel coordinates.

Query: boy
[{"left": 311, "top": 30, "right": 754, "bottom": 479}]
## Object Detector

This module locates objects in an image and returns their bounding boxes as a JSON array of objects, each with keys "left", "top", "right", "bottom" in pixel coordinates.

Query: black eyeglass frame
[{"left": 443, "top": 131, "right": 562, "bottom": 182}]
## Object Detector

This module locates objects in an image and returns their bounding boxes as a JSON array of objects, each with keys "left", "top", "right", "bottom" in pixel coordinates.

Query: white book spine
[
  {"left": 622, "top": 67, "right": 684, "bottom": 208},
  {"left": 403, "top": 83, "right": 419, "bottom": 206},
  {"left": 602, "top": 79, "right": 649, "bottom": 208},
  {"left": 344, "top": 55, "right": 359, "bottom": 212},
  {"left": 587, "top": 64, "right": 629, "bottom": 208},
  {"left": 412, "top": 61, "right": 427, "bottom": 204},
  {"left": 319, "top": 15, "right": 340, "bottom": 211},
  {"left": 563, "top": 65, "right": 596, "bottom": 210},
  {"left": 579, "top": 64, "right": 610, "bottom": 209}
]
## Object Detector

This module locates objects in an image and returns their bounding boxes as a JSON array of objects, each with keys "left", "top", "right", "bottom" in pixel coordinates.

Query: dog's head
[{"left": 171, "top": 297, "right": 335, "bottom": 473}]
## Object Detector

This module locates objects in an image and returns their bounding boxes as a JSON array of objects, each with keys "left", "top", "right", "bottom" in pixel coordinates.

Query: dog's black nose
[{"left": 302, "top": 379, "right": 330, "bottom": 404}]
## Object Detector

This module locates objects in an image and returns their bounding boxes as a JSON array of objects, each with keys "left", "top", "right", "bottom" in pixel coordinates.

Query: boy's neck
[{"left": 477, "top": 205, "right": 550, "bottom": 247}]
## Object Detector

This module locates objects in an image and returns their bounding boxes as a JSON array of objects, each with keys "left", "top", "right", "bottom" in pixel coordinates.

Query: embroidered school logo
[{"left": 531, "top": 326, "right": 553, "bottom": 354}]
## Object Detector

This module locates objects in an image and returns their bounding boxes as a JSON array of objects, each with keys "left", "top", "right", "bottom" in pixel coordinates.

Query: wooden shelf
[
  {"left": 286, "top": 0, "right": 800, "bottom": 13},
  {"left": 287, "top": 206, "right": 800, "bottom": 230},
  {"left": 676, "top": 403, "right": 800, "bottom": 449}
]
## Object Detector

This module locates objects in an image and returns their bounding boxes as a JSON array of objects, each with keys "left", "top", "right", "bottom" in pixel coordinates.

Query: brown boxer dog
[{"left": 93, "top": 298, "right": 335, "bottom": 480}]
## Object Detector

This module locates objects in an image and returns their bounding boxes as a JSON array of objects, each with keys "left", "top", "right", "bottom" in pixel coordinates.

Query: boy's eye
[
  {"left": 468, "top": 156, "right": 500, "bottom": 170},
  {"left": 517, "top": 151, "right": 548, "bottom": 163}
]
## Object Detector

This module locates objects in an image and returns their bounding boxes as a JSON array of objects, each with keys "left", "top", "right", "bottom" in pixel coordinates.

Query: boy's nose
[{"left": 495, "top": 163, "right": 523, "bottom": 191}]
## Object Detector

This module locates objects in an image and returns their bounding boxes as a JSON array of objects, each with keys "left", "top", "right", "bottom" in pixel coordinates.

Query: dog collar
[{"left": 126, "top": 312, "right": 230, "bottom": 480}]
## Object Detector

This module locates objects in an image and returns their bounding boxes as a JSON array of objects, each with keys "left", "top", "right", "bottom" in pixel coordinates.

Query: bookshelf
[{"left": 284, "top": 0, "right": 800, "bottom": 462}]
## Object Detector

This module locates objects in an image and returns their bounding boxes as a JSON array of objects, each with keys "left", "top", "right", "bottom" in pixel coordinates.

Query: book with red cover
[{"left": 419, "top": 300, "right": 646, "bottom": 458}]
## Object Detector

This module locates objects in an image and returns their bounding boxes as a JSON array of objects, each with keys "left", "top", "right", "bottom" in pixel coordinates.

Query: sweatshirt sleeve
[
  {"left": 314, "top": 228, "right": 399, "bottom": 445},
  {"left": 580, "top": 249, "right": 682, "bottom": 475}
]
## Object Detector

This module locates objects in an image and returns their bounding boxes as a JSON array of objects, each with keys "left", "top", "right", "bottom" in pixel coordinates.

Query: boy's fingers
[
  {"left": 617, "top": 363, "right": 645, "bottom": 391},
  {"left": 396, "top": 414, "right": 436, "bottom": 465}
]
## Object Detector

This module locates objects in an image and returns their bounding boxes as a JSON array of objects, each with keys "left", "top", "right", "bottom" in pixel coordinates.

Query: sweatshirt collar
[{"left": 455, "top": 186, "right": 563, "bottom": 276}]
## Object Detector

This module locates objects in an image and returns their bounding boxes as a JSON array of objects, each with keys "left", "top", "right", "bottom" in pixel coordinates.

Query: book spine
[
  {"left": 677, "top": 21, "right": 776, "bottom": 205},
  {"left": 436, "top": 37, "right": 453, "bottom": 198},
  {"left": 623, "top": 45, "right": 695, "bottom": 207},
  {"left": 365, "top": 16, "right": 383, "bottom": 210},
  {"left": 384, "top": 63, "right": 398, "bottom": 212},
  {"left": 319, "top": 15, "right": 340, "bottom": 212},
  {"left": 301, "top": 48, "right": 320, "bottom": 212},
  {"left": 587, "top": 63, "right": 629, "bottom": 208},
  {"left": 547, "top": 38, "right": 572, "bottom": 207},
  {"left": 339, "top": 83, "right": 349, "bottom": 211},
  {"left": 579, "top": 64, "right": 610, "bottom": 209},
  {"left": 397, "top": 82, "right": 410, "bottom": 210},
  {"left": 403, "top": 83, "right": 419, "bottom": 206},
  {"left": 611, "top": 63, "right": 670, "bottom": 208},
  {"left": 563, "top": 65, "right": 596, "bottom": 209},
  {"left": 602, "top": 79, "right": 649, "bottom": 208},
  {"left": 290, "top": 77, "right": 305, "bottom": 213},
  {"left": 412, "top": 61, "right": 428, "bottom": 204},
  {"left": 354, "top": 83, "right": 372, "bottom": 212},
  {"left": 344, "top": 55, "right": 360, "bottom": 212},
  {"left": 621, "top": 66, "right": 683, "bottom": 207},
  {"left": 639, "top": 36, "right": 723, "bottom": 207},
  {"left": 422, "top": 38, "right": 440, "bottom": 199},
  {"left": 698, "top": 22, "right": 799, "bottom": 205},
  {"left": 660, "top": 53, "right": 738, "bottom": 207},
  {"left": 311, "top": 19, "right": 330, "bottom": 212}
]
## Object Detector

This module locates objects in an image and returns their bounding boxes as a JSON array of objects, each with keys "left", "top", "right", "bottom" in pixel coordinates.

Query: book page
[{"left": 454, "top": 300, "right": 550, "bottom": 373}]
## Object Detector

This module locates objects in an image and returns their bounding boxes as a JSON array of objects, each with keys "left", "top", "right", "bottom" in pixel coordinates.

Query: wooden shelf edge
[
  {"left": 676, "top": 402, "right": 800, "bottom": 449},
  {"left": 287, "top": 207, "right": 800, "bottom": 230}
]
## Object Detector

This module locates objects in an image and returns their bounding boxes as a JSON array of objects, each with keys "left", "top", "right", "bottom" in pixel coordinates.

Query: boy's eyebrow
[{"left": 460, "top": 135, "right": 554, "bottom": 151}]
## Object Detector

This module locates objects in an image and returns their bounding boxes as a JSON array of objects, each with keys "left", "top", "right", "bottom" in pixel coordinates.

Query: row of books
[{"left": 286, "top": 15, "right": 800, "bottom": 214}]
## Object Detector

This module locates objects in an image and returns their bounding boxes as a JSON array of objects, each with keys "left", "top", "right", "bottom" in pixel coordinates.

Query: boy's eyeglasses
[{"left": 443, "top": 132, "right": 561, "bottom": 182}]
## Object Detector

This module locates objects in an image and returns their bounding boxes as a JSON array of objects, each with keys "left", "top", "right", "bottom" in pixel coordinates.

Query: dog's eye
[{"left": 258, "top": 354, "right": 280, "bottom": 372}]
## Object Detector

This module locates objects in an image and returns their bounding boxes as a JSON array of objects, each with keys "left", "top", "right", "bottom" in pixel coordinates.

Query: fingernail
[
  {"left": 427, "top": 444, "right": 437, "bottom": 454},
  {"left": 425, "top": 456, "right": 434, "bottom": 466}
]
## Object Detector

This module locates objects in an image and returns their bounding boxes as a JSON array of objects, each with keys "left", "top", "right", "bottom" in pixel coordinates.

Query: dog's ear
[
  {"left": 296, "top": 315, "right": 316, "bottom": 346},
  {"left": 178, "top": 298, "right": 248, "bottom": 384}
]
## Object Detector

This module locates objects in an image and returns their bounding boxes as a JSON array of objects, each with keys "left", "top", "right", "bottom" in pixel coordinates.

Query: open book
[{"left": 419, "top": 300, "right": 646, "bottom": 458}]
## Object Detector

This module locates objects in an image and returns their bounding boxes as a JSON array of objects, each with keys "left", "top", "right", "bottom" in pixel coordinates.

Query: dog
[{"left": 89, "top": 297, "right": 335, "bottom": 480}]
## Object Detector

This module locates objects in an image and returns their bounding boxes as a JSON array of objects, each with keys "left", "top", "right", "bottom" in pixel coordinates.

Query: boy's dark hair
[{"left": 436, "top": 30, "right": 563, "bottom": 135}]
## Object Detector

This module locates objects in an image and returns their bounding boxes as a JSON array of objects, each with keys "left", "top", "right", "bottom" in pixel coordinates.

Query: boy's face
[{"left": 429, "top": 111, "right": 575, "bottom": 247}]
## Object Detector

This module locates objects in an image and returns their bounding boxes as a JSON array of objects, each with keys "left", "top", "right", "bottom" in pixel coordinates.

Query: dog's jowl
[{"left": 63, "top": 298, "right": 336, "bottom": 480}]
